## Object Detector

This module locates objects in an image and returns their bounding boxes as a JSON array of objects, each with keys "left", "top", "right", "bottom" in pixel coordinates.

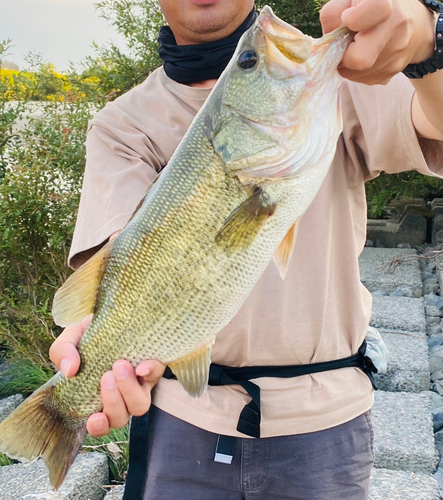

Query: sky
[{"left": 1, "top": 0, "right": 127, "bottom": 71}]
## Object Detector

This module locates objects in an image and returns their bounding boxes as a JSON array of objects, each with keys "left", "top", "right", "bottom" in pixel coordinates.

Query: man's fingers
[
  {"left": 338, "top": 54, "right": 398, "bottom": 84},
  {"left": 49, "top": 314, "right": 93, "bottom": 377},
  {"left": 340, "top": 27, "right": 390, "bottom": 72},
  {"left": 135, "top": 359, "right": 166, "bottom": 384},
  {"left": 87, "top": 413, "right": 111, "bottom": 437},
  {"left": 113, "top": 361, "right": 152, "bottom": 417},
  {"left": 320, "top": 0, "right": 352, "bottom": 34},
  {"left": 101, "top": 370, "right": 131, "bottom": 428},
  {"left": 341, "top": 0, "right": 392, "bottom": 32}
]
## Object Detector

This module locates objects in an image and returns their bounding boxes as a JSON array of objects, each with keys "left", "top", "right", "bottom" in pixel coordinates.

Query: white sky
[{"left": 1, "top": 0, "right": 127, "bottom": 71}]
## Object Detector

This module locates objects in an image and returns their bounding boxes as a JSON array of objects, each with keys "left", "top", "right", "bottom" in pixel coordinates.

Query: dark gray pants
[{"left": 138, "top": 406, "right": 374, "bottom": 500}]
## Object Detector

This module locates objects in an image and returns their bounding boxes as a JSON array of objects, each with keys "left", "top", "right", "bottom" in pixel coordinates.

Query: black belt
[
  {"left": 163, "top": 341, "right": 377, "bottom": 438},
  {"left": 123, "top": 342, "right": 377, "bottom": 500}
]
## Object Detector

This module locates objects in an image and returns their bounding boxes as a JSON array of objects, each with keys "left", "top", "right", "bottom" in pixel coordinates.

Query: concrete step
[
  {"left": 371, "top": 296, "right": 426, "bottom": 336},
  {"left": 368, "top": 468, "right": 440, "bottom": 500},
  {"left": 104, "top": 485, "right": 125, "bottom": 500},
  {"left": 373, "top": 391, "right": 439, "bottom": 473},
  {"left": 0, "top": 453, "right": 109, "bottom": 500},
  {"left": 374, "top": 332, "right": 430, "bottom": 393},
  {"left": 0, "top": 394, "right": 23, "bottom": 423},
  {"left": 437, "top": 253, "right": 443, "bottom": 291},
  {"left": 360, "top": 248, "right": 423, "bottom": 298}
]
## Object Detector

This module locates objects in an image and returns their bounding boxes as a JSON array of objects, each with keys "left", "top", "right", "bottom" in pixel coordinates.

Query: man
[{"left": 50, "top": 0, "right": 443, "bottom": 498}]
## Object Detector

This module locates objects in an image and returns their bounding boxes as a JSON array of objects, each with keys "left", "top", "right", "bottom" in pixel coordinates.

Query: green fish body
[{"left": 0, "top": 7, "right": 351, "bottom": 489}]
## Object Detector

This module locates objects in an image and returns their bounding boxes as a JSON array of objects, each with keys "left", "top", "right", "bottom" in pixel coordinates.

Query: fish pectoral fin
[
  {"left": 216, "top": 188, "right": 276, "bottom": 251},
  {"left": 52, "top": 239, "right": 115, "bottom": 327},
  {"left": 273, "top": 220, "right": 300, "bottom": 279},
  {"left": 168, "top": 341, "right": 214, "bottom": 398}
]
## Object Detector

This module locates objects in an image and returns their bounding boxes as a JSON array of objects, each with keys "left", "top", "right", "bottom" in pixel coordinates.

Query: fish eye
[{"left": 237, "top": 49, "right": 258, "bottom": 70}]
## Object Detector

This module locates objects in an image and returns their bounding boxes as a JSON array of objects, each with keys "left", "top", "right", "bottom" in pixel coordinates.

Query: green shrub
[
  {"left": 0, "top": 101, "right": 95, "bottom": 366},
  {"left": 0, "top": 358, "right": 53, "bottom": 398},
  {"left": 83, "top": 426, "right": 130, "bottom": 483},
  {"left": 0, "top": 452, "right": 13, "bottom": 466},
  {"left": 366, "top": 171, "right": 443, "bottom": 219}
]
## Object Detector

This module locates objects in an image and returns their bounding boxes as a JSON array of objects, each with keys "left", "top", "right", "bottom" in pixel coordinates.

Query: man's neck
[{"left": 187, "top": 79, "right": 217, "bottom": 88}]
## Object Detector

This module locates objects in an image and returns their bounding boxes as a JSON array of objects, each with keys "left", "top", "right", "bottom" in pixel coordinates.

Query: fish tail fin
[{"left": 0, "top": 374, "right": 87, "bottom": 489}]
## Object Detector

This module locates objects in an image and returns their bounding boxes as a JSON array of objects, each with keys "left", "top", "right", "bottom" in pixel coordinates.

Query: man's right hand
[{"left": 49, "top": 315, "right": 165, "bottom": 437}]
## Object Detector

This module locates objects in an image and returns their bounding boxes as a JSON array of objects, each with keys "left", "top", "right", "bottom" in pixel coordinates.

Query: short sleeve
[
  {"left": 340, "top": 73, "right": 443, "bottom": 185},
  {"left": 68, "top": 105, "right": 162, "bottom": 269},
  {"left": 67, "top": 68, "right": 211, "bottom": 269}
]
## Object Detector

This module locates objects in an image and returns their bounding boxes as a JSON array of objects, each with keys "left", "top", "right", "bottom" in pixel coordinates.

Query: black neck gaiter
[{"left": 158, "top": 8, "right": 257, "bottom": 84}]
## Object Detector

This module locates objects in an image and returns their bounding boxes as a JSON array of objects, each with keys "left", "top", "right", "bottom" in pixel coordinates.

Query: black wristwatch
[{"left": 402, "top": 0, "right": 443, "bottom": 78}]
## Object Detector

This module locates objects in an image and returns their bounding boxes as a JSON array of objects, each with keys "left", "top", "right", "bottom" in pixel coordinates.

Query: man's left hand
[{"left": 320, "top": 0, "right": 437, "bottom": 85}]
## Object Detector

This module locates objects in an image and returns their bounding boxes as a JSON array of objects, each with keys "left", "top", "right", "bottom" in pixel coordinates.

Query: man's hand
[
  {"left": 49, "top": 316, "right": 165, "bottom": 437},
  {"left": 320, "top": 0, "right": 437, "bottom": 85}
]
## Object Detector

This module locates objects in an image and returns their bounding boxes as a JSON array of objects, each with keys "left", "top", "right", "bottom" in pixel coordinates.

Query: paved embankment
[{"left": 0, "top": 246, "right": 441, "bottom": 499}]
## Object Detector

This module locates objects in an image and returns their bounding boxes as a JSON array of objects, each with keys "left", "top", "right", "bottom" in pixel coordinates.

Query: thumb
[
  {"left": 49, "top": 314, "right": 92, "bottom": 377},
  {"left": 320, "top": 0, "right": 353, "bottom": 34},
  {"left": 135, "top": 359, "right": 166, "bottom": 386}
]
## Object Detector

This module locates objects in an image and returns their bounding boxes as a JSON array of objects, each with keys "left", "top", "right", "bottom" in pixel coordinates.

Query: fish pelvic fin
[
  {"left": 216, "top": 188, "right": 276, "bottom": 251},
  {"left": 273, "top": 220, "right": 300, "bottom": 279},
  {"left": 0, "top": 374, "right": 87, "bottom": 490},
  {"left": 52, "top": 238, "right": 115, "bottom": 327},
  {"left": 168, "top": 341, "right": 214, "bottom": 398}
]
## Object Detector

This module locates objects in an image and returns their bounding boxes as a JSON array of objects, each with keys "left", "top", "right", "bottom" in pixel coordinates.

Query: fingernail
[
  {"left": 60, "top": 359, "right": 71, "bottom": 377},
  {"left": 102, "top": 371, "right": 117, "bottom": 390},
  {"left": 136, "top": 363, "right": 151, "bottom": 377},
  {"left": 113, "top": 361, "right": 128, "bottom": 380},
  {"left": 91, "top": 418, "right": 104, "bottom": 431}
]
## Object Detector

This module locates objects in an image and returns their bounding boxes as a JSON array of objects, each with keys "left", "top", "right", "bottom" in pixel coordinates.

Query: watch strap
[{"left": 402, "top": 0, "right": 443, "bottom": 78}]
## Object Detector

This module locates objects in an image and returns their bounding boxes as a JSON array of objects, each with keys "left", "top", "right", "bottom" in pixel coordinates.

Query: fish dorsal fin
[
  {"left": 216, "top": 188, "right": 276, "bottom": 251},
  {"left": 273, "top": 220, "right": 300, "bottom": 279},
  {"left": 168, "top": 341, "right": 214, "bottom": 398},
  {"left": 52, "top": 239, "right": 115, "bottom": 327}
]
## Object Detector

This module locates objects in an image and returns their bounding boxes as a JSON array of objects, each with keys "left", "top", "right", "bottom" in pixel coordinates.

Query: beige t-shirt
[{"left": 69, "top": 67, "right": 443, "bottom": 437}]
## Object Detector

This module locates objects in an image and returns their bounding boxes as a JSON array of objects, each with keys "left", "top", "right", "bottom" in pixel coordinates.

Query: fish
[{"left": 0, "top": 6, "right": 352, "bottom": 490}]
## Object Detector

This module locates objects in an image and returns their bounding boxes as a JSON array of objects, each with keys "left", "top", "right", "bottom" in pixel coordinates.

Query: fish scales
[{"left": 0, "top": 6, "right": 352, "bottom": 489}]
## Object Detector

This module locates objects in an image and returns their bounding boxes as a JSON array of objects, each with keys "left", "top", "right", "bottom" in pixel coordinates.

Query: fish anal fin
[
  {"left": 168, "top": 341, "right": 214, "bottom": 398},
  {"left": 273, "top": 220, "right": 300, "bottom": 279},
  {"left": 52, "top": 238, "right": 115, "bottom": 327},
  {"left": 216, "top": 188, "right": 276, "bottom": 251}
]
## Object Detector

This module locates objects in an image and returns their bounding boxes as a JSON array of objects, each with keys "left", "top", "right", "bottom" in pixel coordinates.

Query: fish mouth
[
  {"left": 257, "top": 6, "right": 352, "bottom": 77},
  {"left": 258, "top": 6, "right": 313, "bottom": 64}
]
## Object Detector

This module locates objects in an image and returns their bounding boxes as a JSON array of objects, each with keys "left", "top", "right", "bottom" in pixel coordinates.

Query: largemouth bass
[{"left": 0, "top": 6, "right": 352, "bottom": 489}]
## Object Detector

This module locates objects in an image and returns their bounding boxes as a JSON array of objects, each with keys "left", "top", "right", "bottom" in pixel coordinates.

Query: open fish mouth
[
  {"left": 257, "top": 5, "right": 352, "bottom": 78},
  {"left": 258, "top": 5, "right": 313, "bottom": 64}
]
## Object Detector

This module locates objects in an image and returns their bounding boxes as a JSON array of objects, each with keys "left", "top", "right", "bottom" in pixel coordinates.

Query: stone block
[
  {"left": 104, "top": 485, "right": 125, "bottom": 500},
  {"left": 0, "top": 394, "right": 23, "bottom": 423},
  {"left": 371, "top": 297, "right": 426, "bottom": 336},
  {"left": 372, "top": 391, "right": 439, "bottom": 473},
  {"left": 359, "top": 248, "right": 422, "bottom": 297},
  {"left": 431, "top": 199, "right": 443, "bottom": 216},
  {"left": 373, "top": 333, "right": 429, "bottom": 393},
  {"left": 368, "top": 468, "right": 440, "bottom": 500},
  {"left": 366, "top": 214, "right": 427, "bottom": 249},
  {"left": 436, "top": 253, "right": 443, "bottom": 294},
  {"left": 0, "top": 452, "right": 109, "bottom": 500},
  {"left": 433, "top": 215, "right": 443, "bottom": 245}
]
